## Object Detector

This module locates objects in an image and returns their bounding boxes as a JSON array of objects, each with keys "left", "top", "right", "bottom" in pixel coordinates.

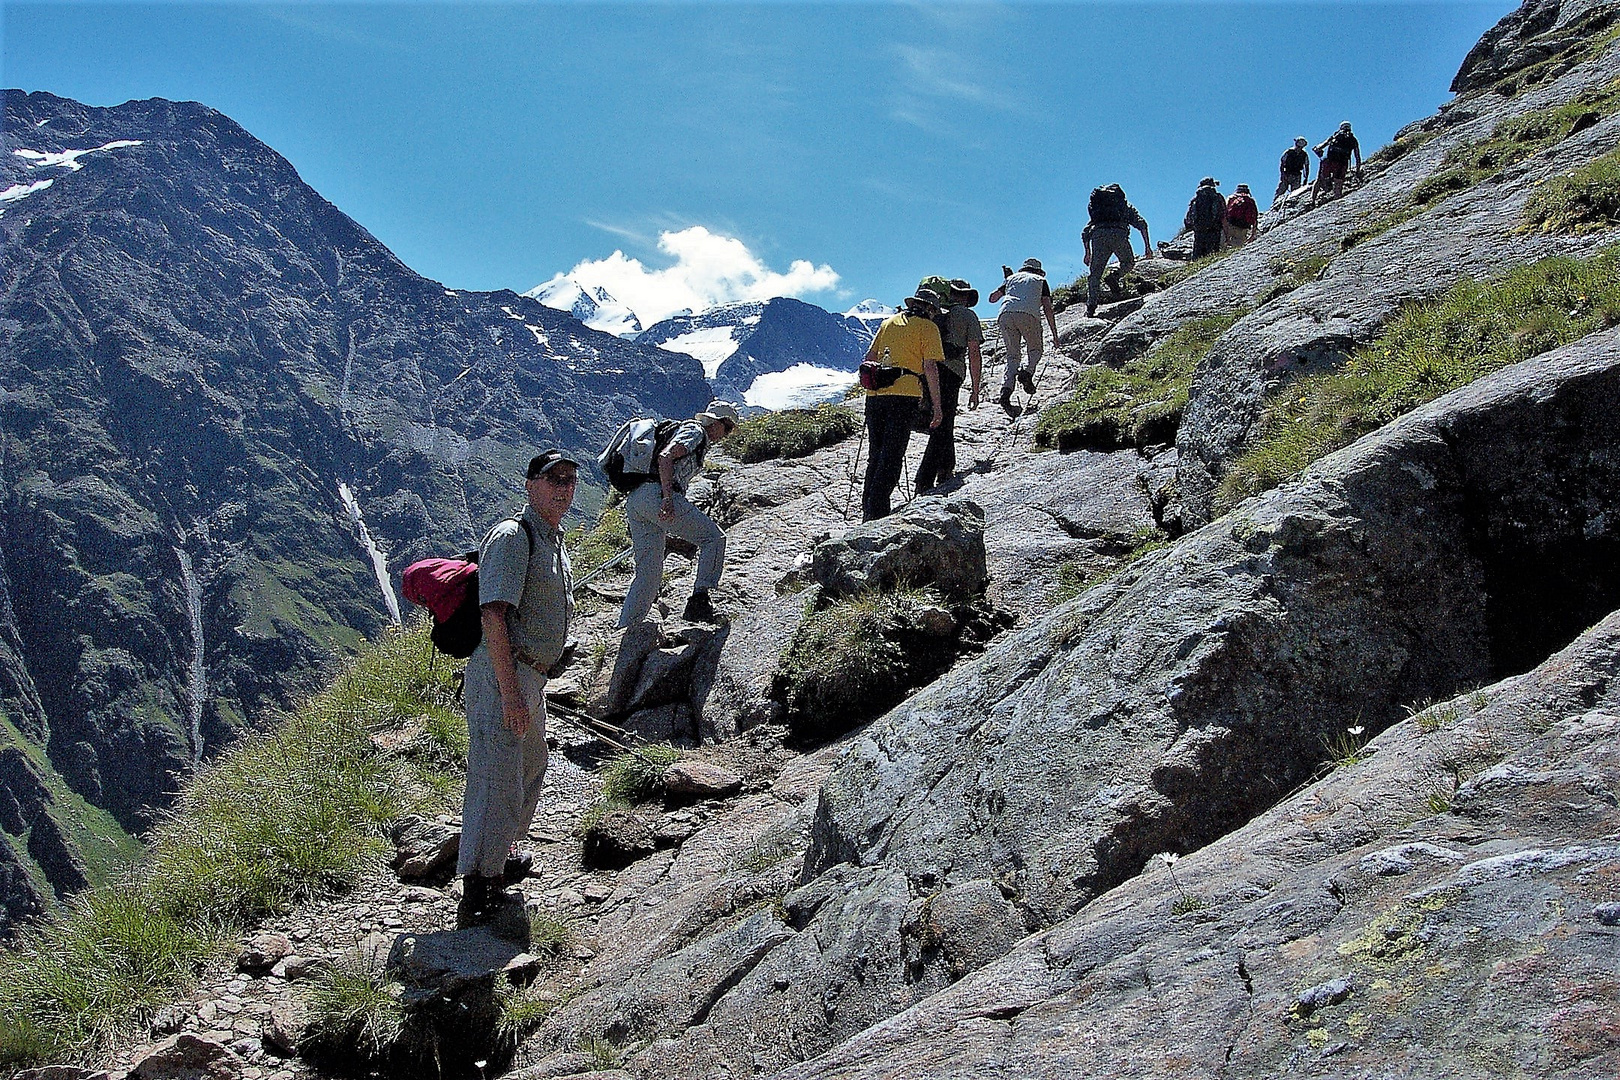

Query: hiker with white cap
[
  {"left": 458, "top": 448, "right": 579, "bottom": 928},
  {"left": 1275, "top": 136, "right": 1312, "bottom": 206},
  {"left": 1310, "top": 122, "right": 1362, "bottom": 206},
  {"left": 618, "top": 400, "right": 739, "bottom": 627},
  {"left": 987, "top": 258, "right": 1059, "bottom": 414}
]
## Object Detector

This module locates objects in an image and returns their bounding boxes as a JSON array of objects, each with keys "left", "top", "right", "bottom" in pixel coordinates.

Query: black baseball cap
[{"left": 526, "top": 449, "right": 580, "bottom": 478}]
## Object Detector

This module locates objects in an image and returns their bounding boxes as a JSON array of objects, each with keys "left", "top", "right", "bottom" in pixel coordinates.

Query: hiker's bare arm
[
  {"left": 968, "top": 341, "right": 983, "bottom": 410},
  {"left": 988, "top": 285, "right": 1006, "bottom": 303},
  {"left": 1139, "top": 225, "right": 1152, "bottom": 257},
  {"left": 1042, "top": 295, "right": 1059, "bottom": 341},
  {"left": 923, "top": 359, "right": 944, "bottom": 428},
  {"left": 656, "top": 451, "right": 681, "bottom": 518},
  {"left": 865, "top": 338, "right": 881, "bottom": 363},
  {"left": 1082, "top": 239, "right": 1091, "bottom": 266},
  {"left": 481, "top": 603, "right": 529, "bottom": 736}
]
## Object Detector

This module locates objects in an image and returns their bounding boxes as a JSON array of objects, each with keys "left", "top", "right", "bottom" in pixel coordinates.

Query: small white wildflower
[
  {"left": 1158, "top": 852, "right": 1180, "bottom": 867},
  {"left": 1347, "top": 725, "right": 1365, "bottom": 737}
]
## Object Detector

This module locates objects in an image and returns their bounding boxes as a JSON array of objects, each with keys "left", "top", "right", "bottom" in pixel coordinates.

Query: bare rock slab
[
  {"left": 664, "top": 760, "right": 742, "bottom": 798},
  {"left": 813, "top": 497, "right": 987, "bottom": 600},
  {"left": 130, "top": 1033, "right": 243, "bottom": 1080}
]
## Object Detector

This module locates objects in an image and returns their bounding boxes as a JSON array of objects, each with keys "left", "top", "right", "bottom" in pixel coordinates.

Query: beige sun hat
[{"left": 696, "top": 400, "right": 741, "bottom": 428}]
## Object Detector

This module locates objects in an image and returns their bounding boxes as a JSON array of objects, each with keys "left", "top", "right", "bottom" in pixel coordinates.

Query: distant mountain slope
[
  {"left": 638, "top": 297, "right": 885, "bottom": 408},
  {"left": 525, "top": 276, "right": 643, "bottom": 336},
  {"left": 0, "top": 90, "right": 710, "bottom": 931}
]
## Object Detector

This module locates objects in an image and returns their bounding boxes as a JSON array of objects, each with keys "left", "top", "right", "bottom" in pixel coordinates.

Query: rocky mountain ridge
[
  {"left": 6, "top": 0, "right": 1620, "bottom": 1076},
  {"left": 0, "top": 90, "right": 712, "bottom": 931}
]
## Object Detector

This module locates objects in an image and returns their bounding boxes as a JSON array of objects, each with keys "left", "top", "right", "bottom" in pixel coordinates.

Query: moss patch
[
  {"left": 1218, "top": 247, "right": 1620, "bottom": 512},
  {"left": 724, "top": 403, "right": 860, "bottom": 464},
  {"left": 1035, "top": 314, "right": 1243, "bottom": 452}
]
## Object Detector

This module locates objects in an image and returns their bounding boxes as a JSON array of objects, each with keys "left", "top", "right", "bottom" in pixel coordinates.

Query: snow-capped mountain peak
[
  {"left": 844, "top": 298, "right": 893, "bottom": 319},
  {"left": 526, "top": 275, "right": 643, "bottom": 336}
]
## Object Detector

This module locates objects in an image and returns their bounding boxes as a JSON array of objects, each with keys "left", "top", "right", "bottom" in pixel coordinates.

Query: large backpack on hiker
[
  {"left": 1088, "top": 184, "right": 1130, "bottom": 227},
  {"left": 1225, "top": 192, "right": 1259, "bottom": 228},
  {"left": 1324, "top": 131, "right": 1356, "bottom": 164},
  {"left": 1192, "top": 186, "right": 1226, "bottom": 231},
  {"left": 1280, "top": 147, "right": 1308, "bottom": 176},
  {"left": 599, "top": 417, "right": 683, "bottom": 493},
  {"left": 402, "top": 517, "right": 535, "bottom": 658}
]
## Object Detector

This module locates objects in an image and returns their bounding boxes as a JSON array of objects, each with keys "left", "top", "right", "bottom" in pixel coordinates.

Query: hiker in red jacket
[{"left": 1222, "top": 184, "right": 1260, "bottom": 249}]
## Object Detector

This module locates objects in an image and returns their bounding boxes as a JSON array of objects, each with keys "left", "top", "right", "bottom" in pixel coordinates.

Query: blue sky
[{"left": 4, "top": 1, "right": 1515, "bottom": 322}]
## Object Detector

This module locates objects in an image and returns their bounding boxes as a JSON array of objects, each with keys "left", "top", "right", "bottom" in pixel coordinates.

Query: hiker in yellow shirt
[{"left": 861, "top": 289, "right": 944, "bottom": 521}]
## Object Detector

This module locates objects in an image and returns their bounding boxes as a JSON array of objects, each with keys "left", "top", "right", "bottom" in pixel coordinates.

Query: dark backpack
[
  {"left": 600, "top": 418, "right": 684, "bottom": 493},
  {"left": 402, "top": 517, "right": 534, "bottom": 658},
  {"left": 1193, "top": 186, "right": 1226, "bottom": 231},
  {"left": 1325, "top": 131, "right": 1356, "bottom": 163},
  {"left": 1225, "top": 193, "right": 1258, "bottom": 228},
  {"left": 1089, "top": 184, "right": 1130, "bottom": 227}
]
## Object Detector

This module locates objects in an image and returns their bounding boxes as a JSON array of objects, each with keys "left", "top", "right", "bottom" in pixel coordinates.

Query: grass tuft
[
  {"left": 599, "top": 746, "right": 683, "bottom": 804},
  {"left": 1035, "top": 314, "right": 1243, "bottom": 452},
  {"left": 566, "top": 504, "right": 630, "bottom": 579},
  {"left": 724, "top": 404, "right": 860, "bottom": 464},
  {"left": 299, "top": 949, "right": 406, "bottom": 1062},
  {"left": 1522, "top": 148, "right": 1620, "bottom": 234},
  {"left": 1219, "top": 248, "right": 1620, "bottom": 511},
  {"left": 0, "top": 620, "right": 461, "bottom": 1068}
]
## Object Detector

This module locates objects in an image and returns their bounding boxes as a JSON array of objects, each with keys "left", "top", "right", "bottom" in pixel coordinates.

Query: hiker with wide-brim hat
[
  {"left": 457, "top": 448, "right": 579, "bottom": 929},
  {"left": 860, "top": 290, "right": 944, "bottom": 520},
  {"left": 1184, "top": 178, "right": 1226, "bottom": 259},
  {"left": 987, "top": 259, "right": 1059, "bottom": 414},
  {"left": 619, "top": 400, "right": 740, "bottom": 627},
  {"left": 915, "top": 278, "right": 984, "bottom": 493}
]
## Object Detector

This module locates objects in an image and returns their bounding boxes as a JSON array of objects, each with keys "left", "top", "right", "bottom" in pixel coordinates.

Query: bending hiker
[
  {"left": 915, "top": 278, "right": 984, "bottom": 493},
  {"left": 1310, "top": 122, "right": 1362, "bottom": 206},
  {"left": 988, "top": 259, "right": 1058, "bottom": 414},
  {"left": 458, "top": 450, "right": 578, "bottom": 929},
  {"left": 618, "top": 400, "right": 739, "bottom": 627},
  {"left": 1274, "top": 136, "right": 1311, "bottom": 205},
  {"left": 1081, "top": 183, "right": 1152, "bottom": 317},
  {"left": 861, "top": 289, "right": 944, "bottom": 520},
  {"left": 1222, "top": 184, "right": 1259, "bottom": 249},
  {"left": 1184, "top": 177, "right": 1226, "bottom": 259}
]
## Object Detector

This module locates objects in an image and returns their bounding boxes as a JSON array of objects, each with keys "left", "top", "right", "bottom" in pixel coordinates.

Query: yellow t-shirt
[{"left": 866, "top": 313, "right": 944, "bottom": 398}]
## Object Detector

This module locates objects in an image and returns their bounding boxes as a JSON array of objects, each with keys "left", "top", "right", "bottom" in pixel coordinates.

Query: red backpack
[
  {"left": 1226, "top": 193, "right": 1259, "bottom": 228},
  {"left": 402, "top": 518, "right": 533, "bottom": 658}
]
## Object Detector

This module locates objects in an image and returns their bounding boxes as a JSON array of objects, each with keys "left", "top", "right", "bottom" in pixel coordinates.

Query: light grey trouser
[
  {"left": 457, "top": 645, "right": 548, "bottom": 879},
  {"left": 998, "top": 310, "right": 1043, "bottom": 391},
  {"left": 1087, "top": 227, "right": 1137, "bottom": 311},
  {"left": 618, "top": 480, "right": 726, "bottom": 627}
]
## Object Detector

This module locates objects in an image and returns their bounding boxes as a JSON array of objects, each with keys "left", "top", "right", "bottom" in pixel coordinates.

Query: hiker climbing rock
[
  {"left": 1223, "top": 184, "right": 1259, "bottom": 249},
  {"left": 915, "top": 278, "right": 984, "bottom": 493},
  {"left": 1274, "top": 136, "right": 1312, "bottom": 206},
  {"left": 988, "top": 259, "right": 1058, "bottom": 414},
  {"left": 1081, "top": 183, "right": 1152, "bottom": 317},
  {"left": 1184, "top": 177, "right": 1227, "bottom": 259},
  {"left": 1309, "top": 121, "right": 1362, "bottom": 206},
  {"left": 457, "top": 449, "right": 578, "bottom": 929},
  {"left": 860, "top": 289, "right": 944, "bottom": 520},
  {"left": 617, "top": 401, "right": 739, "bottom": 627}
]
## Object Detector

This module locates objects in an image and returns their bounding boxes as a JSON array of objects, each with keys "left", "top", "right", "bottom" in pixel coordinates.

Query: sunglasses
[{"left": 540, "top": 471, "right": 578, "bottom": 487}]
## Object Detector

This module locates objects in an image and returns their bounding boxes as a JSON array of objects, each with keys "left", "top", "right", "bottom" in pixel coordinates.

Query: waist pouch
[{"left": 859, "top": 361, "right": 906, "bottom": 391}]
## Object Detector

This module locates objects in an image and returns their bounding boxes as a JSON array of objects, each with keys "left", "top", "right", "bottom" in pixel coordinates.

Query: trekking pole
[
  {"left": 843, "top": 425, "right": 867, "bottom": 522},
  {"left": 573, "top": 545, "right": 635, "bottom": 592}
]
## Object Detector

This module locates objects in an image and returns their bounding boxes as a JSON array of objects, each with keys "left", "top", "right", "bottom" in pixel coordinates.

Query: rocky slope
[
  {"left": 11, "top": 1, "right": 1620, "bottom": 1076},
  {"left": 0, "top": 91, "right": 711, "bottom": 931}
]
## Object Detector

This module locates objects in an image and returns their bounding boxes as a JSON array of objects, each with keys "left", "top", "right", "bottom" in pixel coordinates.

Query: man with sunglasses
[
  {"left": 619, "top": 400, "right": 740, "bottom": 627},
  {"left": 457, "top": 448, "right": 578, "bottom": 929}
]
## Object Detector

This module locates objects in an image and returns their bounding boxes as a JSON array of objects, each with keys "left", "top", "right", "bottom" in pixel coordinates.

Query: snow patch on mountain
[
  {"left": 527, "top": 275, "right": 644, "bottom": 336},
  {"left": 656, "top": 326, "right": 745, "bottom": 379},
  {"left": 743, "top": 363, "right": 857, "bottom": 410},
  {"left": 844, "top": 299, "right": 893, "bottom": 319},
  {"left": 13, "top": 140, "right": 144, "bottom": 172}
]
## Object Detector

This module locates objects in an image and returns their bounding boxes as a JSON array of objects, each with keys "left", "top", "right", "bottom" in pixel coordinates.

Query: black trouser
[
  {"left": 862, "top": 394, "right": 917, "bottom": 522},
  {"left": 915, "top": 366, "right": 964, "bottom": 493},
  {"left": 1192, "top": 228, "right": 1222, "bottom": 259}
]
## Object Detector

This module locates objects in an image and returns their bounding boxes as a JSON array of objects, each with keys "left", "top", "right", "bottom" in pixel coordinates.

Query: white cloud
[{"left": 544, "top": 226, "right": 840, "bottom": 326}]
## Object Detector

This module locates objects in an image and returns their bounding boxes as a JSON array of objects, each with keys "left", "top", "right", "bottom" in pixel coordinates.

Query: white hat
[{"left": 696, "top": 400, "right": 741, "bottom": 428}]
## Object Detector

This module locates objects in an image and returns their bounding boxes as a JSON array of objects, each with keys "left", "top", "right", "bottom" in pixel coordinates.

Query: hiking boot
[
  {"left": 682, "top": 590, "right": 717, "bottom": 624},
  {"left": 503, "top": 850, "right": 534, "bottom": 886},
  {"left": 998, "top": 387, "right": 1015, "bottom": 415},
  {"left": 455, "top": 874, "right": 501, "bottom": 929},
  {"left": 1017, "top": 369, "right": 1036, "bottom": 396},
  {"left": 1085, "top": 303, "right": 1097, "bottom": 318}
]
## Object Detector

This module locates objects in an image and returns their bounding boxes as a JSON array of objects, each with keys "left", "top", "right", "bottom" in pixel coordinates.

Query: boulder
[
  {"left": 812, "top": 497, "right": 987, "bottom": 601},
  {"left": 601, "top": 620, "right": 662, "bottom": 717},
  {"left": 621, "top": 701, "right": 696, "bottom": 746},
  {"left": 234, "top": 930, "right": 292, "bottom": 973},
  {"left": 129, "top": 1033, "right": 243, "bottom": 1080},
  {"left": 582, "top": 810, "right": 658, "bottom": 870},
  {"left": 390, "top": 815, "right": 460, "bottom": 882},
  {"left": 627, "top": 631, "right": 716, "bottom": 714},
  {"left": 261, "top": 1003, "right": 304, "bottom": 1056},
  {"left": 691, "top": 594, "right": 806, "bottom": 742},
  {"left": 388, "top": 925, "right": 543, "bottom": 1000},
  {"left": 15, "top": 1068, "right": 111, "bottom": 1080},
  {"left": 663, "top": 761, "right": 742, "bottom": 798}
]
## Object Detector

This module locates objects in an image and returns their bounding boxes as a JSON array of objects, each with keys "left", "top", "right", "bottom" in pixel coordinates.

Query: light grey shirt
[
  {"left": 662, "top": 420, "right": 709, "bottom": 493},
  {"left": 998, "top": 271, "right": 1050, "bottom": 317},
  {"left": 479, "top": 505, "right": 573, "bottom": 668}
]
